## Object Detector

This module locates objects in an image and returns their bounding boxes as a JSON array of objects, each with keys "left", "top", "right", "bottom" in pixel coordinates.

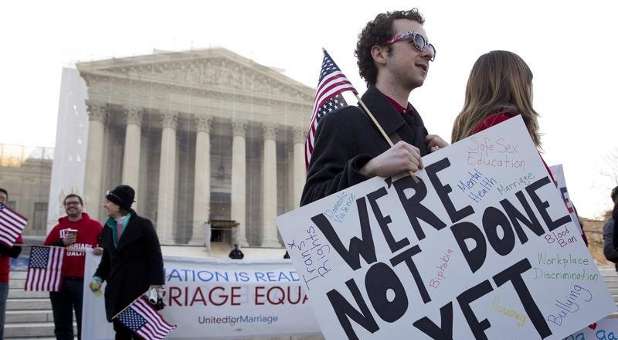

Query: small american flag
[
  {"left": 0, "top": 203, "right": 27, "bottom": 247},
  {"left": 117, "top": 297, "right": 176, "bottom": 340},
  {"left": 305, "top": 49, "right": 358, "bottom": 169},
  {"left": 25, "top": 246, "right": 64, "bottom": 292}
]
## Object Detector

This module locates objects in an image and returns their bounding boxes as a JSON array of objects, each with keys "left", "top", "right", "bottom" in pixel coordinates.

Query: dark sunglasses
[{"left": 386, "top": 31, "right": 436, "bottom": 61}]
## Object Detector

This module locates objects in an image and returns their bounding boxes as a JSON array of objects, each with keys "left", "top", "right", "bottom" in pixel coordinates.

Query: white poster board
[
  {"left": 81, "top": 251, "right": 320, "bottom": 339},
  {"left": 277, "top": 116, "right": 615, "bottom": 340},
  {"left": 566, "top": 316, "right": 618, "bottom": 340}
]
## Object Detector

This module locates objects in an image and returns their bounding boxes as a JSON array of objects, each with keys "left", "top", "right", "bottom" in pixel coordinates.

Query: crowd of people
[
  {"left": 0, "top": 7, "right": 616, "bottom": 340},
  {"left": 0, "top": 185, "right": 165, "bottom": 340}
]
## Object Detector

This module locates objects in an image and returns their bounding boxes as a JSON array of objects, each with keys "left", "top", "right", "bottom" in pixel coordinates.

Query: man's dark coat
[
  {"left": 301, "top": 86, "right": 430, "bottom": 205},
  {"left": 94, "top": 211, "right": 165, "bottom": 321}
]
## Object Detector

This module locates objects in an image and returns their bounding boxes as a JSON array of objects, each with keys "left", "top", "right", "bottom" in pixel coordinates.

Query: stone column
[
  {"left": 84, "top": 101, "right": 107, "bottom": 219},
  {"left": 231, "top": 120, "right": 249, "bottom": 247},
  {"left": 261, "top": 124, "right": 280, "bottom": 247},
  {"left": 157, "top": 112, "right": 178, "bottom": 244},
  {"left": 293, "top": 127, "right": 306, "bottom": 207},
  {"left": 190, "top": 116, "right": 212, "bottom": 246},
  {"left": 122, "top": 106, "right": 142, "bottom": 211}
]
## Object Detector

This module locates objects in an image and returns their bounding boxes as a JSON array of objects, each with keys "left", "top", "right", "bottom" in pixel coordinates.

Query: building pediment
[{"left": 77, "top": 48, "right": 314, "bottom": 103}]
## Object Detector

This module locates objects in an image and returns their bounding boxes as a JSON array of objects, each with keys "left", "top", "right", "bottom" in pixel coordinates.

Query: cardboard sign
[{"left": 277, "top": 116, "right": 615, "bottom": 339}]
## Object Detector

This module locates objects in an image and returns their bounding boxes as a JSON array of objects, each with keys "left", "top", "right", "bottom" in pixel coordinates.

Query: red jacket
[
  {"left": 470, "top": 112, "right": 515, "bottom": 135},
  {"left": 44, "top": 213, "right": 102, "bottom": 279},
  {"left": 0, "top": 235, "right": 23, "bottom": 283},
  {"left": 471, "top": 112, "right": 555, "bottom": 179}
]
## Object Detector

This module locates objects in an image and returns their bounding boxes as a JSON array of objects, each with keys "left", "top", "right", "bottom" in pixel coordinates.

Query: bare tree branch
[{"left": 601, "top": 147, "right": 618, "bottom": 185}]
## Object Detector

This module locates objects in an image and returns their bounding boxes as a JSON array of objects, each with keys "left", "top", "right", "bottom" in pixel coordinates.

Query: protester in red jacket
[
  {"left": 0, "top": 188, "right": 23, "bottom": 340},
  {"left": 44, "top": 193, "right": 102, "bottom": 340},
  {"left": 451, "top": 50, "right": 588, "bottom": 245}
]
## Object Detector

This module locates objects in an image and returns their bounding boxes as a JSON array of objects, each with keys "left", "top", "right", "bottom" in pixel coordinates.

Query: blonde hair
[{"left": 451, "top": 50, "right": 541, "bottom": 146}]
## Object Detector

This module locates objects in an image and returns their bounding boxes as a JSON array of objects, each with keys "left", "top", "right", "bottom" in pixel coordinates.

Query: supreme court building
[{"left": 76, "top": 48, "right": 314, "bottom": 247}]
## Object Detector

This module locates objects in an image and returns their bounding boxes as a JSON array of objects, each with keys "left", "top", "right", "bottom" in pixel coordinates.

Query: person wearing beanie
[
  {"left": 44, "top": 193, "right": 102, "bottom": 340},
  {"left": 89, "top": 185, "right": 165, "bottom": 340}
]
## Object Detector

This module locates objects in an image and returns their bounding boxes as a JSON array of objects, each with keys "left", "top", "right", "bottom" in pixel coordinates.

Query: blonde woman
[
  {"left": 452, "top": 50, "right": 589, "bottom": 246},
  {"left": 451, "top": 50, "right": 540, "bottom": 146}
]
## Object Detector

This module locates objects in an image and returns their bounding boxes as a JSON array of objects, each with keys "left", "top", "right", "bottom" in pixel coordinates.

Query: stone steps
[
  {"left": 4, "top": 270, "right": 70, "bottom": 339},
  {"left": 9, "top": 280, "right": 25, "bottom": 288},
  {"left": 5, "top": 322, "right": 58, "bottom": 338},
  {"left": 6, "top": 298, "right": 51, "bottom": 311},
  {"left": 6, "top": 310, "right": 53, "bottom": 323},
  {"left": 4, "top": 322, "right": 77, "bottom": 339},
  {"left": 9, "top": 289, "right": 48, "bottom": 299}
]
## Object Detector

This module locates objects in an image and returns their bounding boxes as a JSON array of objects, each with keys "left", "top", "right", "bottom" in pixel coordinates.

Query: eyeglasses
[{"left": 386, "top": 31, "right": 436, "bottom": 62}]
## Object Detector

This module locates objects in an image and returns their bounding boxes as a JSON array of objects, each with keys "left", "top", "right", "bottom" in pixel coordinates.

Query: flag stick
[
  {"left": 10, "top": 243, "right": 64, "bottom": 249},
  {"left": 354, "top": 94, "right": 420, "bottom": 182},
  {"left": 355, "top": 94, "right": 393, "bottom": 147}
]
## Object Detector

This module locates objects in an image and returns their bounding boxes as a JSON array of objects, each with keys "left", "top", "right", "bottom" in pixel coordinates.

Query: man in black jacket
[
  {"left": 301, "top": 9, "right": 447, "bottom": 205},
  {"left": 228, "top": 244, "right": 244, "bottom": 259},
  {"left": 89, "top": 185, "right": 165, "bottom": 340}
]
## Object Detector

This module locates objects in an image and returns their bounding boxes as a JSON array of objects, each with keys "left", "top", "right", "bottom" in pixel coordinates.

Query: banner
[
  {"left": 277, "top": 116, "right": 616, "bottom": 340},
  {"left": 81, "top": 252, "right": 320, "bottom": 339}
]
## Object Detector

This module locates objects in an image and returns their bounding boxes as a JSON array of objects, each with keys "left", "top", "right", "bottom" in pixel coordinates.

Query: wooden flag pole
[
  {"left": 14, "top": 243, "right": 78, "bottom": 250},
  {"left": 355, "top": 94, "right": 394, "bottom": 147},
  {"left": 354, "top": 93, "right": 420, "bottom": 182},
  {"left": 13, "top": 243, "right": 64, "bottom": 249}
]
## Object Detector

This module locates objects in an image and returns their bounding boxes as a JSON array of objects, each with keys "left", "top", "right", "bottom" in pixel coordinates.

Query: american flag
[
  {"left": 0, "top": 203, "right": 27, "bottom": 247},
  {"left": 117, "top": 297, "right": 176, "bottom": 340},
  {"left": 25, "top": 246, "right": 64, "bottom": 292},
  {"left": 305, "top": 50, "right": 358, "bottom": 168}
]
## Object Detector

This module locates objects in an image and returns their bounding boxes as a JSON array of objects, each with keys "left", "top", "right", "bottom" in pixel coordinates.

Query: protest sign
[
  {"left": 566, "top": 316, "right": 618, "bottom": 340},
  {"left": 81, "top": 251, "right": 320, "bottom": 339},
  {"left": 550, "top": 164, "right": 584, "bottom": 238},
  {"left": 277, "top": 116, "right": 616, "bottom": 339}
]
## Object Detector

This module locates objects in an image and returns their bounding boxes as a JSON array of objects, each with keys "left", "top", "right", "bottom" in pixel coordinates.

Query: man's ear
[{"left": 371, "top": 45, "right": 388, "bottom": 67}]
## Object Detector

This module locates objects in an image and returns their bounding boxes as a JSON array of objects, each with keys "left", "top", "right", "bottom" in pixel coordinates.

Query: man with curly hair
[{"left": 301, "top": 8, "right": 447, "bottom": 205}]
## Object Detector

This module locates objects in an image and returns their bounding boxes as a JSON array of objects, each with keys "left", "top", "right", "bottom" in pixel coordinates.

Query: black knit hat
[{"left": 106, "top": 185, "right": 135, "bottom": 210}]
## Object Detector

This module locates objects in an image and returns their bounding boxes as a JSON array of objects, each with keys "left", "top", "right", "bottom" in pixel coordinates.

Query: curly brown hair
[{"left": 355, "top": 9, "right": 425, "bottom": 86}]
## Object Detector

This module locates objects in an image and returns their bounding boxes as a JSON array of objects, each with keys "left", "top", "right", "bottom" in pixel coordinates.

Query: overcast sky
[{"left": 1, "top": 0, "right": 616, "bottom": 218}]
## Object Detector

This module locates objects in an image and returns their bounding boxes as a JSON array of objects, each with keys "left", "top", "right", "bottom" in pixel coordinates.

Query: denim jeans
[
  {"left": 0, "top": 282, "right": 8, "bottom": 340},
  {"left": 49, "top": 278, "right": 83, "bottom": 340}
]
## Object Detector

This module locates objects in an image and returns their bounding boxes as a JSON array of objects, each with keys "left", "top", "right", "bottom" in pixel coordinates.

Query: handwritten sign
[
  {"left": 277, "top": 116, "right": 616, "bottom": 340},
  {"left": 566, "top": 317, "right": 618, "bottom": 340}
]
